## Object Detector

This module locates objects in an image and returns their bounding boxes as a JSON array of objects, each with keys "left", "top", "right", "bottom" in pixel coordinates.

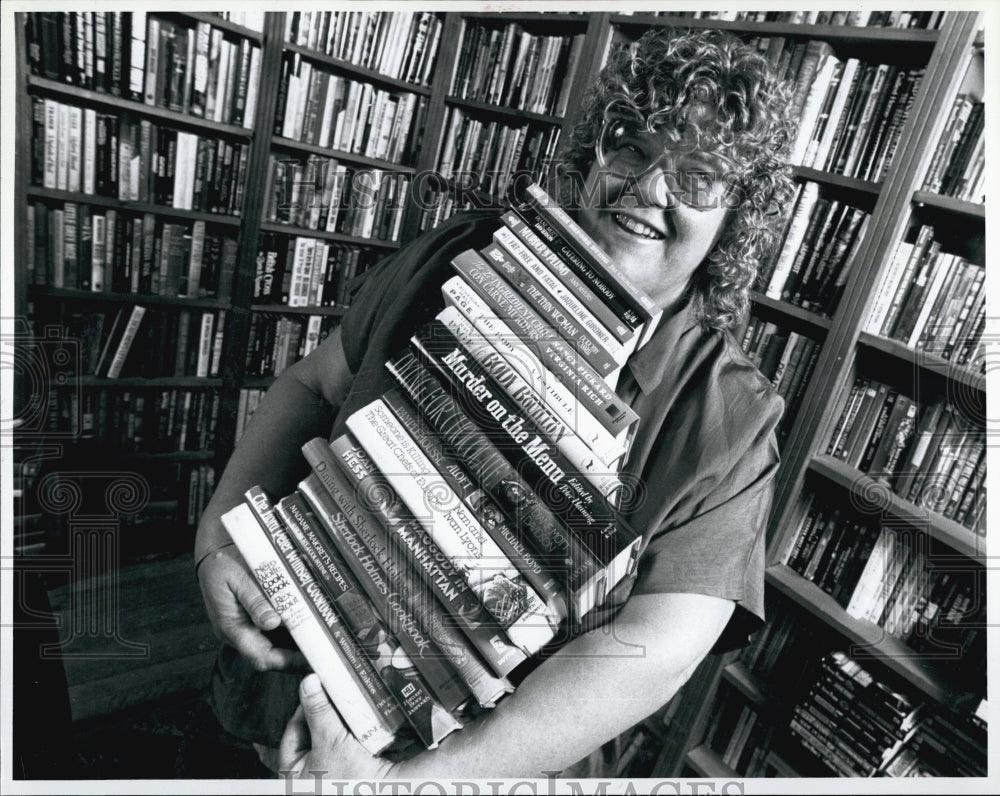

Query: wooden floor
[{"left": 45, "top": 553, "right": 219, "bottom": 722}]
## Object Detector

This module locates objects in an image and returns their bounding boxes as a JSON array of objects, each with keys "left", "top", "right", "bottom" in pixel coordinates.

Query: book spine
[
  {"left": 438, "top": 305, "right": 623, "bottom": 491},
  {"left": 412, "top": 320, "right": 641, "bottom": 589},
  {"left": 451, "top": 250, "right": 638, "bottom": 437},
  {"left": 500, "top": 209, "right": 633, "bottom": 343},
  {"left": 220, "top": 503, "right": 397, "bottom": 756},
  {"left": 297, "top": 448, "right": 482, "bottom": 713},
  {"left": 385, "top": 348, "right": 605, "bottom": 620},
  {"left": 521, "top": 182, "right": 659, "bottom": 326},
  {"left": 345, "top": 398, "right": 557, "bottom": 655},
  {"left": 380, "top": 385, "right": 568, "bottom": 626},
  {"left": 273, "top": 492, "right": 459, "bottom": 750},
  {"left": 243, "top": 486, "right": 407, "bottom": 734},
  {"left": 441, "top": 275, "right": 627, "bottom": 464},
  {"left": 106, "top": 305, "right": 146, "bottom": 378},
  {"left": 482, "top": 241, "right": 620, "bottom": 377}
]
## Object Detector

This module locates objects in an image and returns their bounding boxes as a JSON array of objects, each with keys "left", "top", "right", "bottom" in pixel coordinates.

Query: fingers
[
  {"left": 277, "top": 705, "right": 310, "bottom": 773},
  {"left": 229, "top": 623, "right": 301, "bottom": 672},
  {"left": 232, "top": 571, "right": 281, "bottom": 632},
  {"left": 299, "top": 673, "right": 347, "bottom": 746}
]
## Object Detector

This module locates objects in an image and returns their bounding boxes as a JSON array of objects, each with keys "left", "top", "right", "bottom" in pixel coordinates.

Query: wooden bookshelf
[
  {"left": 25, "top": 187, "right": 245, "bottom": 226},
  {"left": 912, "top": 190, "right": 986, "bottom": 219},
  {"left": 685, "top": 744, "right": 738, "bottom": 778},
  {"left": 283, "top": 41, "right": 435, "bottom": 96},
  {"left": 257, "top": 221, "right": 402, "bottom": 249},
  {"left": 857, "top": 331, "right": 986, "bottom": 393},
  {"left": 28, "top": 286, "right": 230, "bottom": 309},
  {"left": 271, "top": 137, "right": 419, "bottom": 173},
  {"left": 751, "top": 292, "right": 833, "bottom": 333},
  {"left": 444, "top": 96, "right": 563, "bottom": 127}
]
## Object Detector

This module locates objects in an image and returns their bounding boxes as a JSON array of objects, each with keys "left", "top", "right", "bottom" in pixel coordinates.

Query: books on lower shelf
[
  {"left": 284, "top": 11, "right": 444, "bottom": 87},
  {"left": 783, "top": 491, "right": 986, "bottom": 682},
  {"left": 24, "top": 12, "right": 262, "bottom": 127},
  {"left": 26, "top": 201, "right": 238, "bottom": 297},
  {"left": 48, "top": 386, "right": 220, "bottom": 454},
  {"left": 922, "top": 91, "right": 984, "bottom": 203},
  {"left": 824, "top": 379, "right": 985, "bottom": 532},
  {"left": 865, "top": 225, "right": 985, "bottom": 363},
  {"left": 882, "top": 701, "right": 987, "bottom": 776}
]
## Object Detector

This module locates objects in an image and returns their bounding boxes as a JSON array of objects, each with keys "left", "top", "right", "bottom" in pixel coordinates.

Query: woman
[{"left": 195, "top": 25, "right": 796, "bottom": 778}]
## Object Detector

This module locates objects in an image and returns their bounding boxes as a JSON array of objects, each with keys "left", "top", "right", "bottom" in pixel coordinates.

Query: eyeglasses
[{"left": 595, "top": 120, "right": 739, "bottom": 212}]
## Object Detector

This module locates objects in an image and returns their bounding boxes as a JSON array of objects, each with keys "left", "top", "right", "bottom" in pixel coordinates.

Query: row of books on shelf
[
  {"left": 449, "top": 21, "right": 585, "bottom": 118},
  {"left": 436, "top": 109, "right": 561, "bottom": 198},
  {"left": 245, "top": 313, "right": 339, "bottom": 378},
  {"left": 719, "top": 614, "right": 985, "bottom": 777},
  {"left": 27, "top": 202, "right": 238, "bottom": 298},
  {"left": 54, "top": 304, "right": 226, "bottom": 380},
  {"left": 771, "top": 40, "right": 925, "bottom": 181},
  {"left": 25, "top": 12, "right": 261, "bottom": 127},
  {"left": 263, "top": 156, "right": 409, "bottom": 242},
  {"left": 47, "top": 387, "right": 220, "bottom": 455},
  {"left": 827, "top": 380, "right": 985, "bottom": 530},
  {"left": 922, "top": 92, "right": 984, "bottom": 202},
  {"left": 647, "top": 10, "right": 945, "bottom": 28},
  {"left": 759, "top": 182, "right": 870, "bottom": 315},
  {"left": 235, "top": 387, "right": 265, "bottom": 444},
  {"left": 785, "top": 492, "right": 985, "bottom": 660},
  {"left": 254, "top": 233, "right": 378, "bottom": 308},
  {"left": 222, "top": 184, "right": 663, "bottom": 754},
  {"left": 274, "top": 53, "right": 427, "bottom": 164},
  {"left": 284, "top": 11, "right": 444, "bottom": 88},
  {"left": 867, "top": 225, "right": 985, "bottom": 363},
  {"left": 30, "top": 98, "right": 251, "bottom": 215},
  {"left": 739, "top": 319, "right": 820, "bottom": 445}
]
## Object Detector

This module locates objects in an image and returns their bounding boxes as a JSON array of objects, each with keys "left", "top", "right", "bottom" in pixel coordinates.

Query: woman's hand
[
  {"left": 256, "top": 674, "right": 396, "bottom": 779},
  {"left": 197, "top": 544, "right": 306, "bottom": 671}
]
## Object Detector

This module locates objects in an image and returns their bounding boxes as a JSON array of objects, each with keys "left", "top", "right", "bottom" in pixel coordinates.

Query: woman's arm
[
  {"left": 268, "top": 590, "right": 734, "bottom": 778},
  {"left": 195, "top": 327, "right": 354, "bottom": 670}
]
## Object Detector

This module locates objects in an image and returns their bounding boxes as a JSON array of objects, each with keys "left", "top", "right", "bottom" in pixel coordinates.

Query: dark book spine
[
  {"left": 451, "top": 249, "right": 637, "bottom": 437},
  {"left": 481, "top": 241, "right": 619, "bottom": 376},
  {"left": 297, "top": 445, "right": 475, "bottom": 714},
  {"left": 274, "top": 492, "right": 455, "bottom": 749},
  {"left": 411, "top": 320, "right": 640, "bottom": 586},
  {"left": 381, "top": 386, "right": 567, "bottom": 626},
  {"left": 242, "top": 487, "right": 408, "bottom": 736},
  {"left": 386, "top": 348, "right": 605, "bottom": 620},
  {"left": 519, "top": 183, "right": 658, "bottom": 327}
]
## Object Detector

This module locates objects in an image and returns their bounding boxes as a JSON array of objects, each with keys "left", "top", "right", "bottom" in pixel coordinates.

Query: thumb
[
  {"left": 231, "top": 566, "right": 281, "bottom": 631},
  {"left": 299, "top": 673, "right": 348, "bottom": 746}
]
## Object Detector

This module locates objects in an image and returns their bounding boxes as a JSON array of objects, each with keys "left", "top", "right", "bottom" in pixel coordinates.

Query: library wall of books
[{"left": 10, "top": 8, "right": 987, "bottom": 781}]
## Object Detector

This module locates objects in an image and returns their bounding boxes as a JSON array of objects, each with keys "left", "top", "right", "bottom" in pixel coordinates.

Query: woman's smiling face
[{"left": 575, "top": 127, "right": 734, "bottom": 314}]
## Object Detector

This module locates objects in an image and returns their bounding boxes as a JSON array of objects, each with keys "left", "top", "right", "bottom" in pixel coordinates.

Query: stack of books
[
  {"left": 220, "top": 183, "right": 658, "bottom": 755},
  {"left": 791, "top": 651, "right": 923, "bottom": 777}
]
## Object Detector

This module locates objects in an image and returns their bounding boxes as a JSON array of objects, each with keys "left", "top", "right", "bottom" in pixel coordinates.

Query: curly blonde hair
[{"left": 557, "top": 27, "right": 797, "bottom": 331}]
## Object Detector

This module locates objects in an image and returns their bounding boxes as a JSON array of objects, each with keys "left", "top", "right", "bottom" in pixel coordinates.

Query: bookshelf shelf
[
  {"left": 25, "top": 187, "right": 243, "bottom": 227},
  {"left": 610, "top": 14, "right": 940, "bottom": 50},
  {"left": 722, "top": 662, "right": 767, "bottom": 708},
  {"left": 283, "top": 42, "right": 433, "bottom": 96},
  {"left": 258, "top": 221, "right": 402, "bottom": 250},
  {"left": 271, "top": 137, "right": 418, "bottom": 174},
  {"left": 765, "top": 564, "right": 961, "bottom": 705},
  {"left": 250, "top": 304, "right": 348, "bottom": 317},
  {"left": 751, "top": 292, "right": 833, "bottom": 334},
  {"left": 808, "top": 454, "right": 985, "bottom": 562},
  {"left": 912, "top": 190, "right": 986, "bottom": 221},
  {"left": 460, "top": 12, "right": 590, "bottom": 28},
  {"left": 685, "top": 745, "right": 738, "bottom": 779},
  {"left": 25, "top": 76, "right": 254, "bottom": 140},
  {"left": 28, "top": 286, "right": 230, "bottom": 309},
  {"left": 791, "top": 166, "right": 881, "bottom": 196},
  {"left": 857, "top": 332, "right": 985, "bottom": 393},
  {"left": 241, "top": 376, "right": 276, "bottom": 389},
  {"left": 60, "top": 377, "right": 224, "bottom": 388},
  {"left": 97, "top": 449, "right": 217, "bottom": 463},
  {"left": 167, "top": 12, "right": 264, "bottom": 42},
  {"left": 444, "top": 96, "right": 562, "bottom": 126}
]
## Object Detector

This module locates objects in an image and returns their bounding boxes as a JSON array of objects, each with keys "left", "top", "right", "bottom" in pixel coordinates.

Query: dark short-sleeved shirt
[{"left": 211, "top": 208, "right": 782, "bottom": 744}]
